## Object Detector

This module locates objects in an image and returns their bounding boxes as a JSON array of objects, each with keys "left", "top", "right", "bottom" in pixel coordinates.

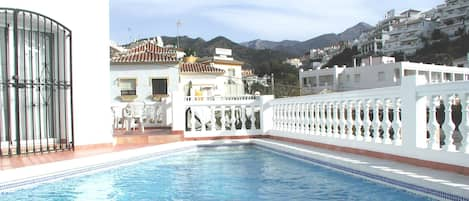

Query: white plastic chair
[{"left": 129, "top": 102, "right": 145, "bottom": 133}]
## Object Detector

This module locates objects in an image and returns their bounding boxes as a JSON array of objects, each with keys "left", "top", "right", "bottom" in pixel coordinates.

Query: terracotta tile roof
[
  {"left": 111, "top": 42, "right": 178, "bottom": 64},
  {"left": 180, "top": 63, "right": 225, "bottom": 74}
]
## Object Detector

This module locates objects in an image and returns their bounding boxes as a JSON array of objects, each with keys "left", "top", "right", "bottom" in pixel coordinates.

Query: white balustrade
[
  {"left": 183, "top": 96, "right": 263, "bottom": 137},
  {"left": 363, "top": 100, "right": 372, "bottom": 142},
  {"left": 392, "top": 98, "right": 402, "bottom": 146},
  {"left": 427, "top": 96, "right": 441, "bottom": 150},
  {"left": 461, "top": 94, "right": 469, "bottom": 153},
  {"left": 382, "top": 99, "right": 392, "bottom": 144},
  {"left": 373, "top": 99, "right": 382, "bottom": 143},
  {"left": 355, "top": 100, "right": 363, "bottom": 141}
]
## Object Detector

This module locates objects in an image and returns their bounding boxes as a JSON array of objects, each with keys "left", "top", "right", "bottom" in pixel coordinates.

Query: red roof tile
[
  {"left": 180, "top": 63, "right": 225, "bottom": 74},
  {"left": 111, "top": 41, "right": 178, "bottom": 64}
]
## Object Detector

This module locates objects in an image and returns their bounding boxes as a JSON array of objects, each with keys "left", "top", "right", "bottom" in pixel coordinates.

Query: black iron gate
[{"left": 0, "top": 8, "right": 73, "bottom": 156}]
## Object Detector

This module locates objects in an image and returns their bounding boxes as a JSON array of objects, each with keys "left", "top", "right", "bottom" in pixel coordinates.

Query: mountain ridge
[{"left": 240, "top": 22, "right": 373, "bottom": 55}]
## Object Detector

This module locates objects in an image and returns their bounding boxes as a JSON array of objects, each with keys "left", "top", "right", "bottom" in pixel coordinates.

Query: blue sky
[{"left": 110, "top": 0, "right": 443, "bottom": 44}]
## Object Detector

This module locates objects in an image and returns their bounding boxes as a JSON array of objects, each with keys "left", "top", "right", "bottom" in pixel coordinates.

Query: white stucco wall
[
  {"left": 3, "top": 0, "right": 111, "bottom": 146},
  {"left": 300, "top": 62, "right": 469, "bottom": 95},
  {"left": 110, "top": 64, "right": 179, "bottom": 127},
  {"left": 180, "top": 74, "right": 225, "bottom": 96}
]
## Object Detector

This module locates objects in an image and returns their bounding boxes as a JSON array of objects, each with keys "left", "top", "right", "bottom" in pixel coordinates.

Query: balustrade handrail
[
  {"left": 272, "top": 86, "right": 401, "bottom": 104},
  {"left": 416, "top": 80, "right": 469, "bottom": 97},
  {"left": 184, "top": 95, "right": 259, "bottom": 102}
]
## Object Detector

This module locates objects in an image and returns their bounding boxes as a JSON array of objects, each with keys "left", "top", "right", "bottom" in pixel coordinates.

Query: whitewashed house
[
  {"left": 197, "top": 48, "right": 245, "bottom": 96},
  {"left": 110, "top": 40, "right": 180, "bottom": 127},
  {"left": 179, "top": 57, "right": 226, "bottom": 97},
  {"left": 299, "top": 56, "right": 469, "bottom": 95}
]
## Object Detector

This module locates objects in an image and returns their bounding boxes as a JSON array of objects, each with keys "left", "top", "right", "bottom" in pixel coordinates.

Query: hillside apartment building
[{"left": 299, "top": 56, "right": 469, "bottom": 95}]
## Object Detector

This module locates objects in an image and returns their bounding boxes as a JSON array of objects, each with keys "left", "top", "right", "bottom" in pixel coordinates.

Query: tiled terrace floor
[{"left": 0, "top": 128, "right": 179, "bottom": 170}]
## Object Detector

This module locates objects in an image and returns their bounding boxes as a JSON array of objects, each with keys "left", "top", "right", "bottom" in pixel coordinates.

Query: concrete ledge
[{"left": 267, "top": 135, "right": 469, "bottom": 176}]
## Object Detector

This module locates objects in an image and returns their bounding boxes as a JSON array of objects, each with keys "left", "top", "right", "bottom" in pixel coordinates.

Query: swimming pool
[{"left": 1, "top": 145, "right": 435, "bottom": 201}]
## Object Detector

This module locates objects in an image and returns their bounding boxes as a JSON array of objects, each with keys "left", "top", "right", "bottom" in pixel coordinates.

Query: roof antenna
[{"left": 176, "top": 19, "right": 182, "bottom": 48}]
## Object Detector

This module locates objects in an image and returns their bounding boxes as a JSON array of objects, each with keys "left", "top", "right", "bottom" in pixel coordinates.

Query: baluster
[
  {"left": 241, "top": 105, "right": 246, "bottom": 130},
  {"left": 315, "top": 102, "right": 321, "bottom": 135},
  {"left": 286, "top": 104, "right": 291, "bottom": 132},
  {"left": 428, "top": 96, "right": 441, "bottom": 149},
  {"left": 354, "top": 100, "right": 363, "bottom": 141},
  {"left": 231, "top": 106, "right": 236, "bottom": 131},
  {"left": 333, "top": 102, "right": 340, "bottom": 138},
  {"left": 373, "top": 99, "right": 382, "bottom": 143},
  {"left": 347, "top": 101, "right": 355, "bottom": 140},
  {"left": 251, "top": 105, "right": 257, "bottom": 130},
  {"left": 382, "top": 99, "right": 392, "bottom": 144},
  {"left": 392, "top": 98, "right": 403, "bottom": 146},
  {"left": 363, "top": 99, "right": 372, "bottom": 142},
  {"left": 190, "top": 107, "right": 196, "bottom": 132},
  {"left": 221, "top": 106, "right": 226, "bottom": 131},
  {"left": 303, "top": 103, "right": 309, "bottom": 134},
  {"left": 278, "top": 104, "right": 282, "bottom": 130},
  {"left": 326, "top": 102, "right": 333, "bottom": 136},
  {"left": 309, "top": 103, "right": 315, "bottom": 135},
  {"left": 285, "top": 104, "right": 290, "bottom": 132},
  {"left": 460, "top": 93, "right": 469, "bottom": 153},
  {"left": 339, "top": 101, "right": 347, "bottom": 139},
  {"left": 442, "top": 94, "right": 456, "bottom": 152},
  {"left": 274, "top": 105, "right": 279, "bottom": 130},
  {"left": 321, "top": 102, "right": 327, "bottom": 136},
  {"left": 201, "top": 107, "right": 206, "bottom": 132},
  {"left": 296, "top": 104, "right": 301, "bottom": 133},
  {"left": 211, "top": 106, "right": 216, "bottom": 131}
]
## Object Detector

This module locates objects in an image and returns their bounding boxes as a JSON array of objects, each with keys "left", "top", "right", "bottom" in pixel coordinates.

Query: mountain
[
  {"left": 240, "top": 22, "right": 373, "bottom": 55},
  {"left": 338, "top": 22, "right": 374, "bottom": 41},
  {"left": 242, "top": 39, "right": 301, "bottom": 50},
  {"left": 161, "top": 35, "right": 295, "bottom": 74}
]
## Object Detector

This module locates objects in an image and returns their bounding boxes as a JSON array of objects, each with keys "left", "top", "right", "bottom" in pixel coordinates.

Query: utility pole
[
  {"left": 271, "top": 73, "right": 275, "bottom": 97},
  {"left": 176, "top": 20, "right": 182, "bottom": 48}
]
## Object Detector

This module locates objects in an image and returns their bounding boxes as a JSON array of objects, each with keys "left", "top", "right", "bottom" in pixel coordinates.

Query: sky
[{"left": 110, "top": 0, "right": 443, "bottom": 44}]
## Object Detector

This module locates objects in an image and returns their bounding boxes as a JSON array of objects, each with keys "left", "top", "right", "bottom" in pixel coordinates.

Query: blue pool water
[{"left": 2, "top": 145, "right": 434, "bottom": 201}]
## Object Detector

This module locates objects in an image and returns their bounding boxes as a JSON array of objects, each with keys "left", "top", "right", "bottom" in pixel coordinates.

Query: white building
[
  {"left": 197, "top": 48, "right": 245, "bottom": 96},
  {"left": 1, "top": 1, "right": 111, "bottom": 150},
  {"left": 355, "top": 10, "right": 400, "bottom": 56},
  {"left": 179, "top": 57, "right": 226, "bottom": 97},
  {"left": 437, "top": 0, "right": 469, "bottom": 39},
  {"left": 284, "top": 58, "right": 303, "bottom": 68},
  {"left": 299, "top": 56, "right": 469, "bottom": 95},
  {"left": 110, "top": 40, "right": 180, "bottom": 127},
  {"left": 383, "top": 10, "right": 439, "bottom": 55}
]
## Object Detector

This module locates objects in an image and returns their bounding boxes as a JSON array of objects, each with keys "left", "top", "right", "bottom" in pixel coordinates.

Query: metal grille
[{"left": 0, "top": 8, "right": 73, "bottom": 156}]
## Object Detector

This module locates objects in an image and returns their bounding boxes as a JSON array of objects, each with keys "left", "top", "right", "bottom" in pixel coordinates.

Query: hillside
[{"left": 240, "top": 22, "right": 373, "bottom": 55}]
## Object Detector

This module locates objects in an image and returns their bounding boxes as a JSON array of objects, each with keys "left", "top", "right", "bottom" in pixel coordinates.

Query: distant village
[{"left": 286, "top": 0, "right": 469, "bottom": 70}]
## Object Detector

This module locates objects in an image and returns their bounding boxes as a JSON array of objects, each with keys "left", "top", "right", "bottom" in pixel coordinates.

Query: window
[
  {"left": 119, "top": 78, "right": 137, "bottom": 95},
  {"left": 378, "top": 72, "right": 385, "bottom": 81},
  {"left": 152, "top": 78, "right": 168, "bottom": 95},
  {"left": 354, "top": 74, "right": 360, "bottom": 83}
]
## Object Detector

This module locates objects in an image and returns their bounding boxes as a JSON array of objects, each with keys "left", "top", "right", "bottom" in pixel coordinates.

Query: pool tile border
[
  {"left": 253, "top": 143, "right": 469, "bottom": 201},
  {"left": 0, "top": 140, "right": 467, "bottom": 201},
  {"left": 0, "top": 146, "right": 194, "bottom": 192}
]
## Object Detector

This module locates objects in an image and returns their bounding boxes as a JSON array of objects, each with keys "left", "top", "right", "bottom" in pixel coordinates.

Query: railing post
[
  {"left": 261, "top": 95, "right": 274, "bottom": 134},
  {"left": 171, "top": 91, "right": 185, "bottom": 135},
  {"left": 401, "top": 75, "right": 427, "bottom": 149}
]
